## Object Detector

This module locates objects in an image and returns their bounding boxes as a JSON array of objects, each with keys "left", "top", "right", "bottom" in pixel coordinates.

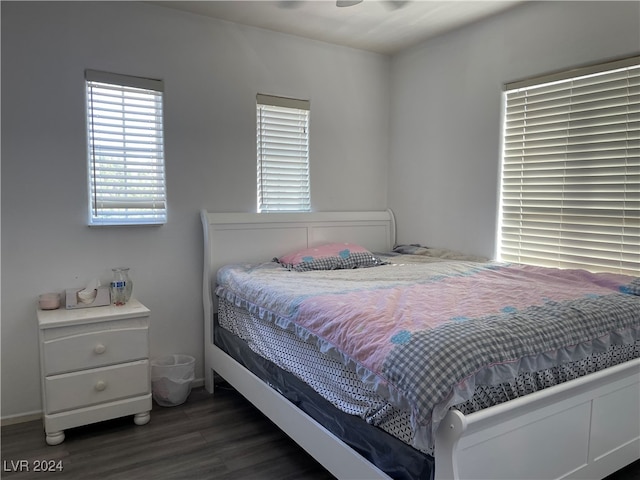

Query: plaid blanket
[{"left": 216, "top": 260, "right": 640, "bottom": 450}]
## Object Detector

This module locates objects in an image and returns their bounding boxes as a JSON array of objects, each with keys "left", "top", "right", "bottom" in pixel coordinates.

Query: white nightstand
[{"left": 37, "top": 299, "right": 152, "bottom": 445}]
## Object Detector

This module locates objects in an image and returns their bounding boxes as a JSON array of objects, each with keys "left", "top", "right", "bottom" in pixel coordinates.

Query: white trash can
[{"left": 151, "top": 354, "right": 195, "bottom": 407}]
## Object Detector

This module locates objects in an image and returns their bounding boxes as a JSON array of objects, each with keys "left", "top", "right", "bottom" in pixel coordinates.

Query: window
[
  {"left": 499, "top": 56, "right": 639, "bottom": 275},
  {"left": 86, "top": 70, "right": 167, "bottom": 226},
  {"left": 256, "top": 93, "right": 310, "bottom": 212}
]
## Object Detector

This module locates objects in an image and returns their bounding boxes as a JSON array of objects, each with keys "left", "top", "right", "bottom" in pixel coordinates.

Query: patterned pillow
[{"left": 277, "top": 243, "right": 385, "bottom": 272}]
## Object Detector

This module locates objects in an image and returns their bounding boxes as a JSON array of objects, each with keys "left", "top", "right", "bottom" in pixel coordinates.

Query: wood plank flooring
[
  {"left": 1, "top": 384, "right": 333, "bottom": 480},
  {"left": 2, "top": 383, "right": 638, "bottom": 480}
]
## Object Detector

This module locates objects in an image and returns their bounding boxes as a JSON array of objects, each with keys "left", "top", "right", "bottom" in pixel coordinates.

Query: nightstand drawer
[
  {"left": 43, "top": 327, "right": 148, "bottom": 375},
  {"left": 45, "top": 360, "right": 150, "bottom": 414}
]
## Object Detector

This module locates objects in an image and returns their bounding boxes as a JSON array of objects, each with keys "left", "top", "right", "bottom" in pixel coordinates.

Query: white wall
[
  {"left": 4, "top": 0, "right": 639, "bottom": 422},
  {"left": 389, "top": 1, "right": 640, "bottom": 258},
  {"left": 1, "top": 1, "right": 390, "bottom": 419}
]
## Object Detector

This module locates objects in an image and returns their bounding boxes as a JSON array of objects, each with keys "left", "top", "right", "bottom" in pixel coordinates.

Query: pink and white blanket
[{"left": 216, "top": 260, "right": 640, "bottom": 449}]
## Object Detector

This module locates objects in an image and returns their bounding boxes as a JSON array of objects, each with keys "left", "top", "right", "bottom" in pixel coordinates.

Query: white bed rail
[{"left": 436, "top": 358, "right": 640, "bottom": 480}]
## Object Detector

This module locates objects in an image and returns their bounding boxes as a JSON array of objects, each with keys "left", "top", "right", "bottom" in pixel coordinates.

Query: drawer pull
[
  {"left": 95, "top": 380, "right": 107, "bottom": 392},
  {"left": 94, "top": 344, "right": 106, "bottom": 354}
]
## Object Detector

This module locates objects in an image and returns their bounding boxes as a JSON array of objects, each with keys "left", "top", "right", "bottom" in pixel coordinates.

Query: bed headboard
[{"left": 200, "top": 209, "right": 396, "bottom": 328}]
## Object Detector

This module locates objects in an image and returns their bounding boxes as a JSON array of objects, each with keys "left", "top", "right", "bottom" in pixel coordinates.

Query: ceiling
[{"left": 147, "top": 0, "right": 524, "bottom": 55}]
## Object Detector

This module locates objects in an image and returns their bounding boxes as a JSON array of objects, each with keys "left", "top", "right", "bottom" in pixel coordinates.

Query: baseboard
[
  {"left": 1, "top": 378, "right": 205, "bottom": 427},
  {"left": 191, "top": 377, "right": 205, "bottom": 388},
  {"left": 1, "top": 411, "right": 42, "bottom": 427}
]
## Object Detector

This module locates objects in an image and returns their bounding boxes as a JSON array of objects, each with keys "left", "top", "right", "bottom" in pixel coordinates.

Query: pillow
[{"left": 277, "top": 242, "right": 385, "bottom": 272}]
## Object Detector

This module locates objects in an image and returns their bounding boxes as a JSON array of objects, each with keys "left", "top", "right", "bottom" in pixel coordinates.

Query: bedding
[
  {"left": 391, "top": 244, "right": 489, "bottom": 263},
  {"left": 216, "top": 258, "right": 640, "bottom": 452},
  {"left": 276, "top": 242, "right": 385, "bottom": 271},
  {"left": 218, "top": 298, "right": 417, "bottom": 448},
  {"left": 217, "top": 296, "right": 638, "bottom": 457},
  {"left": 214, "top": 307, "right": 435, "bottom": 480}
]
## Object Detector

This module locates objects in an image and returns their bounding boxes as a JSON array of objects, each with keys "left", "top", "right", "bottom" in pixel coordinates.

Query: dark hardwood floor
[
  {"left": 1, "top": 384, "right": 333, "bottom": 480},
  {"left": 2, "top": 383, "right": 638, "bottom": 480}
]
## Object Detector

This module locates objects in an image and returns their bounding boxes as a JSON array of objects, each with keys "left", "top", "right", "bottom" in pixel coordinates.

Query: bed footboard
[{"left": 436, "top": 358, "right": 640, "bottom": 480}]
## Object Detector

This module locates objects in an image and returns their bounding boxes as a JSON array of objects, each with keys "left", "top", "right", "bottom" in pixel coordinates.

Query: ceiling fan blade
[
  {"left": 277, "top": 1, "right": 304, "bottom": 9},
  {"left": 384, "top": 1, "right": 409, "bottom": 9},
  {"left": 337, "top": 0, "right": 364, "bottom": 7}
]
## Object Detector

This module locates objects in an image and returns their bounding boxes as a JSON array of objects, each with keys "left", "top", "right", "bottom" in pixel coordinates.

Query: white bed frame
[{"left": 201, "top": 209, "right": 639, "bottom": 480}]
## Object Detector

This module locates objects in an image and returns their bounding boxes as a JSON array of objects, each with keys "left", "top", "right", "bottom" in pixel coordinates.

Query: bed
[{"left": 200, "top": 209, "right": 640, "bottom": 480}]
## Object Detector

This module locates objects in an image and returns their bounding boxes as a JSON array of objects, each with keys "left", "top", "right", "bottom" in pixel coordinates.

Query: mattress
[
  {"left": 216, "top": 257, "right": 640, "bottom": 452},
  {"left": 217, "top": 298, "right": 638, "bottom": 455},
  {"left": 214, "top": 309, "right": 435, "bottom": 480},
  {"left": 219, "top": 298, "right": 418, "bottom": 449}
]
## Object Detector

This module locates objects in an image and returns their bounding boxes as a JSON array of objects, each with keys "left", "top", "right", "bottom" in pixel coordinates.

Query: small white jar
[{"left": 39, "top": 293, "right": 60, "bottom": 310}]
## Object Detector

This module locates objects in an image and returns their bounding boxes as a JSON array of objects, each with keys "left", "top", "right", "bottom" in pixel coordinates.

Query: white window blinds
[
  {"left": 257, "top": 93, "right": 310, "bottom": 212},
  {"left": 86, "top": 70, "right": 167, "bottom": 226},
  {"left": 500, "top": 57, "right": 639, "bottom": 275}
]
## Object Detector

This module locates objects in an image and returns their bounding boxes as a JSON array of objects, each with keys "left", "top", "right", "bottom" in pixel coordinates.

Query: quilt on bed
[{"left": 216, "top": 260, "right": 640, "bottom": 450}]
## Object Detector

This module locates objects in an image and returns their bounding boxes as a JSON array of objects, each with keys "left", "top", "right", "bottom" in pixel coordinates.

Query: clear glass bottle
[{"left": 110, "top": 267, "right": 133, "bottom": 306}]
